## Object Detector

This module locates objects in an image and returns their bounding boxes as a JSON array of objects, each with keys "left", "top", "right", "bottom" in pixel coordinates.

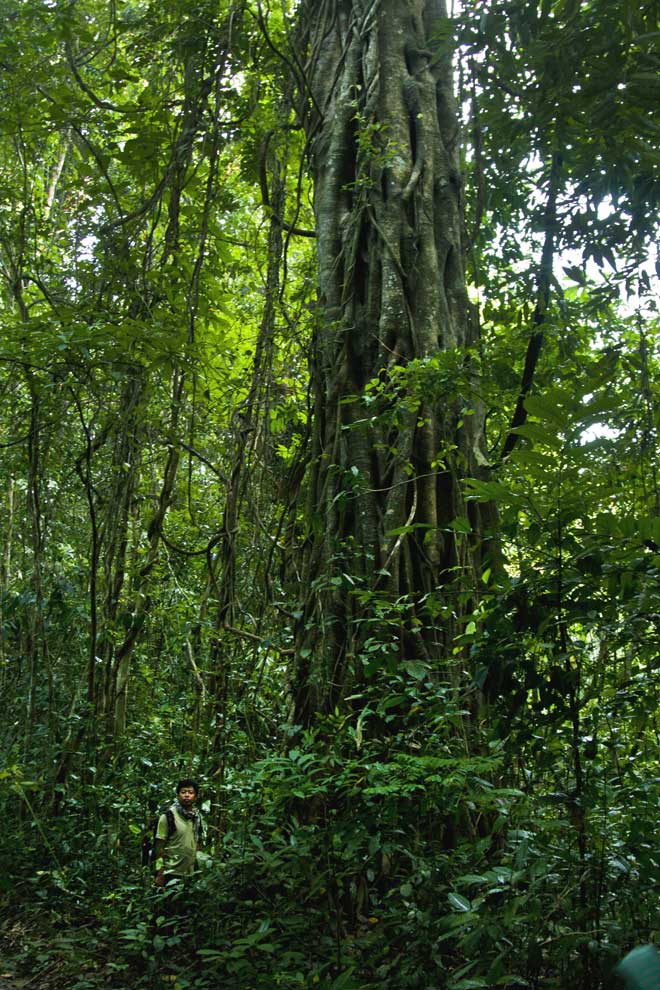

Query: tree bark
[{"left": 291, "top": 0, "right": 494, "bottom": 723}]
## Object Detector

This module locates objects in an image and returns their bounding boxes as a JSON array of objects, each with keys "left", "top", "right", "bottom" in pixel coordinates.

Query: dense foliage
[{"left": 0, "top": 1, "right": 658, "bottom": 988}]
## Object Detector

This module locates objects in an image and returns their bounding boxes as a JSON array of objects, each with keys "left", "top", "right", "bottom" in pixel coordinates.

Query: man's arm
[
  {"left": 153, "top": 837, "right": 166, "bottom": 868},
  {"left": 153, "top": 823, "right": 167, "bottom": 885}
]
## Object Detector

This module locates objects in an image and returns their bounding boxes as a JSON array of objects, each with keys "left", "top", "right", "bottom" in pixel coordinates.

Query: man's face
[{"left": 177, "top": 786, "right": 197, "bottom": 808}]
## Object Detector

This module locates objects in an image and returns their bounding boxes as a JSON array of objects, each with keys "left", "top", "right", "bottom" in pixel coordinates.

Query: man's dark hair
[{"left": 176, "top": 778, "right": 199, "bottom": 795}]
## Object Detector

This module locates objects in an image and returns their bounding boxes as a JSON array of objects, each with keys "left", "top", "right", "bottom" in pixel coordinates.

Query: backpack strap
[
  {"left": 165, "top": 807, "right": 176, "bottom": 839},
  {"left": 195, "top": 814, "right": 204, "bottom": 846}
]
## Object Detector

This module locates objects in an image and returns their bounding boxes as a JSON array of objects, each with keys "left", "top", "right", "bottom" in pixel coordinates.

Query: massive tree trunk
[{"left": 291, "top": 0, "right": 494, "bottom": 723}]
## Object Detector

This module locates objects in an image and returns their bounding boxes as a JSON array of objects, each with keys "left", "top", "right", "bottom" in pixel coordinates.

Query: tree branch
[{"left": 259, "top": 131, "right": 316, "bottom": 238}]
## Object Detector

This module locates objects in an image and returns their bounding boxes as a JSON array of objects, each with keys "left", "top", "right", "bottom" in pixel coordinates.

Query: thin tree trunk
[
  {"left": 0, "top": 478, "right": 14, "bottom": 675},
  {"left": 207, "top": 143, "right": 286, "bottom": 764},
  {"left": 23, "top": 371, "right": 53, "bottom": 751},
  {"left": 97, "top": 371, "right": 143, "bottom": 729},
  {"left": 111, "top": 429, "right": 181, "bottom": 737}
]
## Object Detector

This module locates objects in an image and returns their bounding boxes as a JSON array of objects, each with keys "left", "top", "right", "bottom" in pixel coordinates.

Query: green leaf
[
  {"left": 562, "top": 264, "right": 587, "bottom": 285},
  {"left": 448, "top": 892, "right": 472, "bottom": 912},
  {"left": 523, "top": 393, "right": 568, "bottom": 428},
  {"left": 464, "top": 478, "right": 511, "bottom": 501},
  {"left": 511, "top": 422, "right": 560, "bottom": 446},
  {"left": 448, "top": 516, "right": 472, "bottom": 533}
]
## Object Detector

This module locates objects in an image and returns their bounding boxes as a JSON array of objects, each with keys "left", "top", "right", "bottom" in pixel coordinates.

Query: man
[{"left": 153, "top": 778, "right": 203, "bottom": 886}]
